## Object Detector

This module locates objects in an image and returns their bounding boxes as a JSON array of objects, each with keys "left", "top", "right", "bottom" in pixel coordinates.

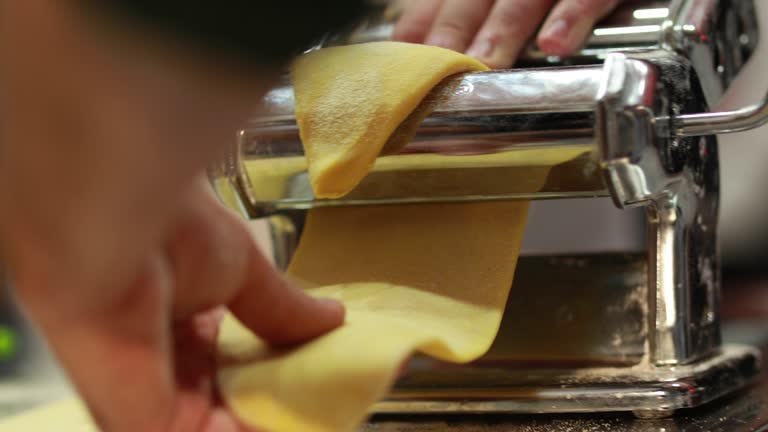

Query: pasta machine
[{"left": 211, "top": 0, "right": 767, "bottom": 419}]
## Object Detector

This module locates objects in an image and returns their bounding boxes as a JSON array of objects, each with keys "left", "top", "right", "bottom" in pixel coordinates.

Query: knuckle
[
  {"left": 563, "top": 0, "right": 616, "bottom": 18},
  {"left": 566, "top": 0, "right": 592, "bottom": 17},
  {"left": 396, "top": 10, "right": 429, "bottom": 30},
  {"left": 170, "top": 206, "right": 249, "bottom": 315},
  {"left": 483, "top": 20, "right": 525, "bottom": 42},
  {"left": 488, "top": 1, "right": 547, "bottom": 37},
  {"left": 408, "top": 12, "right": 437, "bottom": 30},
  {"left": 393, "top": 21, "right": 426, "bottom": 42},
  {"left": 434, "top": 18, "right": 470, "bottom": 37}
]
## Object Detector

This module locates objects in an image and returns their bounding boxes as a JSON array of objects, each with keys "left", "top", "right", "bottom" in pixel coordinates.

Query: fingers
[
  {"left": 168, "top": 181, "right": 344, "bottom": 344},
  {"left": 201, "top": 408, "right": 256, "bottom": 432},
  {"left": 227, "top": 240, "right": 346, "bottom": 345},
  {"left": 34, "top": 255, "right": 178, "bottom": 432},
  {"left": 38, "top": 258, "right": 251, "bottom": 432},
  {"left": 393, "top": 0, "right": 624, "bottom": 69},
  {"left": 537, "top": 0, "right": 620, "bottom": 56},
  {"left": 422, "top": 0, "right": 495, "bottom": 52},
  {"left": 392, "top": 0, "right": 444, "bottom": 43},
  {"left": 394, "top": 0, "right": 555, "bottom": 68},
  {"left": 466, "top": 0, "right": 555, "bottom": 68},
  {"left": 171, "top": 309, "right": 250, "bottom": 432},
  {"left": 167, "top": 183, "right": 251, "bottom": 319}
]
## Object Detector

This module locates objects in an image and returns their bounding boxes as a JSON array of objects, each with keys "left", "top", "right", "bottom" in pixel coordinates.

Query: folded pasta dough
[{"left": 292, "top": 41, "right": 488, "bottom": 198}]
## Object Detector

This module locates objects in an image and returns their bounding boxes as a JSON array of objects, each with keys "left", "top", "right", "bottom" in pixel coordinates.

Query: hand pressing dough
[
  {"left": 218, "top": 201, "right": 529, "bottom": 432},
  {"left": 292, "top": 41, "right": 488, "bottom": 198}
]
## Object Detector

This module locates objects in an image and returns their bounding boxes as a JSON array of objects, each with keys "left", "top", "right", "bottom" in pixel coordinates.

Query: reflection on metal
[
  {"left": 673, "top": 99, "right": 768, "bottom": 137},
  {"left": 634, "top": 8, "right": 671, "bottom": 20},
  {"left": 265, "top": 215, "right": 298, "bottom": 272},
  {"left": 594, "top": 53, "right": 725, "bottom": 366},
  {"left": 210, "top": 0, "right": 765, "bottom": 419},
  {"left": 476, "top": 254, "right": 649, "bottom": 366},
  {"left": 377, "top": 345, "right": 759, "bottom": 417},
  {"left": 365, "top": 347, "right": 768, "bottom": 431},
  {"left": 594, "top": 25, "right": 663, "bottom": 36},
  {"left": 341, "top": 0, "right": 760, "bottom": 106}
]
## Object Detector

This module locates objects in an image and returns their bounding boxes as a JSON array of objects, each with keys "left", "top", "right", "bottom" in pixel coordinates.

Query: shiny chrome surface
[
  {"left": 361, "top": 313, "right": 768, "bottom": 431},
  {"left": 673, "top": 96, "right": 768, "bottom": 136},
  {"left": 222, "top": 0, "right": 766, "bottom": 217},
  {"left": 372, "top": 254, "right": 759, "bottom": 418},
  {"left": 375, "top": 345, "right": 759, "bottom": 416},
  {"left": 662, "top": 0, "right": 759, "bottom": 105},
  {"left": 344, "top": 0, "right": 759, "bottom": 105},
  {"left": 344, "top": 0, "right": 768, "bottom": 139},
  {"left": 343, "top": 1, "right": 674, "bottom": 62},
  {"left": 233, "top": 67, "right": 608, "bottom": 217},
  {"left": 597, "top": 53, "right": 722, "bottom": 365},
  {"left": 465, "top": 254, "right": 649, "bottom": 366},
  {"left": 236, "top": 50, "right": 735, "bottom": 368},
  {"left": 661, "top": 0, "right": 768, "bottom": 138},
  {"left": 256, "top": 67, "right": 603, "bottom": 119}
]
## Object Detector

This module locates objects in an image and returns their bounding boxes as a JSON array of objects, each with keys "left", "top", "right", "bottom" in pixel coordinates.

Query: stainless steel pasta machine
[{"left": 212, "top": 0, "right": 767, "bottom": 418}]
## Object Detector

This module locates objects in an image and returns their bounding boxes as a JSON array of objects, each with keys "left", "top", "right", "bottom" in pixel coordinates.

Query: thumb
[
  {"left": 227, "top": 236, "right": 345, "bottom": 345},
  {"left": 166, "top": 180, "right": 344, "bottom": 344}
]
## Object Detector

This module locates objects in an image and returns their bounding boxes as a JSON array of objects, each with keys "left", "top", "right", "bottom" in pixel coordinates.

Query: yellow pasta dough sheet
[
  {"left": 218, "top": 41, "right": 527, "bottom": 432},
  {"left": 217, "top": 201, "right": 529, "bottom": 432},
  {"left": 292, "top": 41, "right": 488, "bottom": 198}
]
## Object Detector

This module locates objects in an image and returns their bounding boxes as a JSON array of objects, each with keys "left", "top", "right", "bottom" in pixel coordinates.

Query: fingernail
[
  {"left": 205, "top": 409, "right": 242, "bottom": 432},
  {"left": 317, "top": 297, "right": 345, "bottom": 314},
  {"left": 425, "top": 34, "right": 459, "bottom": 51},
  {"left": 466, "top": 38, "right": 493, "bottom": 59},
  {"left": 541, "top": 19, "right": 570, "bottom": 41},
  {"left": 538, "top": 19, "right": 574, "bottom": 56}
]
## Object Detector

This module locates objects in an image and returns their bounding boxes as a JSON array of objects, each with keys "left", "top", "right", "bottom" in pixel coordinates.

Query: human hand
[
  {"left": 0, "top": 2, "right": 343, "bottom": 431},
  {"left": 23, "top": 182, "right": 344, "bottom": 432},
  {"left": 393, "top": 0, "right": 622, "bottom": 68}
]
